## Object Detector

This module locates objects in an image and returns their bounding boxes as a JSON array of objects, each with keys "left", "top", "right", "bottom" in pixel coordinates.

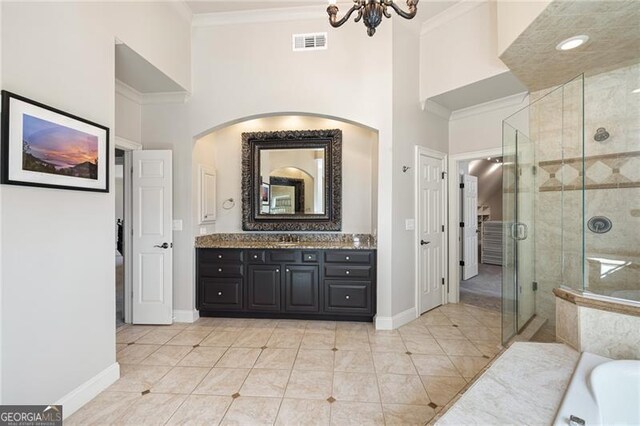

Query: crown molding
[
  {"left": 115, "top": 79, "right": 142, "bottom": 104},
  {"left": 449, "top": 92, "right": 529, "bottom": 121},
  {"left": 166, "top": 0, "right": 193, "bottom": 23},
  {"left": 192, "top": 4, "right": 329, "bottom": 27},
  {"left": 423, "top": 100, "right": 452, "bottom": 120},
  {"left": 420, "top": 0, "right": 486, "bottom": 36},
  {"left": 115, "top": 79, "right": 190, "bottom": 105}
]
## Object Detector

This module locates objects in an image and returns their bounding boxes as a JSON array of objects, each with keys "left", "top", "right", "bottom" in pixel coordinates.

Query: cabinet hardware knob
[
  {"left": 346, "top": 270, "right": 350, "bottom": 275},
  {"left": 276, "top": 269, "right": 280, "bottom": 272},
  {"left": 286, "top": 269, "right": 290, "bottom": 272},
  {"left": 218, "top": 254, "right": 223, "bottom": 259},
  {"left": 346, "top": 256, "right": 350, "bottom": 260},
  {"left": 345, "top": 295, "right": 350, "bottom": 300},
  {"left": 218, "top": 268, "right": 223, "bottom": 272},
  {"left": 218, "top": 292, "right": 223, "bottom": 296},
  {"left": 254, "top": 255, "right": 258, "bottom": 259}
]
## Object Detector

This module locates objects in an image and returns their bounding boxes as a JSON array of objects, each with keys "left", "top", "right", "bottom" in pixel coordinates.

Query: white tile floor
[{"left": 68, "top": 304, "right": 502, "bottom": 425}]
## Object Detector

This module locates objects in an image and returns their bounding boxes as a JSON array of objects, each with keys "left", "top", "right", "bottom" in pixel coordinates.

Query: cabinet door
[
  {"left": 247, "top": 265, "right": 281, "bottom": 311},
  {"left": 199, "top": 278, "right": 243, "bottom": 311},
  {"left": 284, "top": 265, "right": 319, "bottom": 313},
  {"left": 324, "top": 280, "right": 371, "bottom": 314}
]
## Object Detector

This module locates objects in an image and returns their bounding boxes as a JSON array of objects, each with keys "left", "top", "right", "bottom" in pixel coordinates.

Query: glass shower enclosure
[{"left": 501, "top": 74, "right": 585, "bottom": 344}]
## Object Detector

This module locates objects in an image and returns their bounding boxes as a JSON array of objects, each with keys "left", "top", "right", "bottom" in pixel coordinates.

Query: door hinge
[
  {"left": 441, "top": 171, "right": 447, "bottom": 179},
  {"left": 442, "top": 225, "right": 445, "bottom": 232},
  {"left": 459, "top": 183, "right": 465, "bottom": 189},
  {"left": 459, "top": 260, "right": 465, "bottom": 266},
  {"left": 533, "top": 281, "right": 538, "bottom": 291},
  {"left": 459, "top": 222, "right": 465, "bottom": 228},
  {"left": 441, "top": 277, "right": 445, "bottom": 286}
]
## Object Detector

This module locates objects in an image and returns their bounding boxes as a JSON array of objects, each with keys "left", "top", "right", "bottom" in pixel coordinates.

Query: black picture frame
[{"left": 1, "top": 90, "right": 110, "bottom": 193}]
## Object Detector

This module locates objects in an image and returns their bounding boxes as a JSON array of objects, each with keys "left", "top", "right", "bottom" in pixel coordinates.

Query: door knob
[
  {"left": 420, "top": 240, "right": 430, "bottom": 246},
  {"left": 154, "top": 242, "right": 170, "bottom": 249}
]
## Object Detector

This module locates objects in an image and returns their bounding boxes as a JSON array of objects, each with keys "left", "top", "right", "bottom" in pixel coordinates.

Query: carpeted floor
[{"left": 460, "top": 264, "right": 502, "bottom": 313}]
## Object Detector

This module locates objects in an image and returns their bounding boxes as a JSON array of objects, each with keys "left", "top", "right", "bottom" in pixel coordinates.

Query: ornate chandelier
[{"left": 327, "top": 0, "right": 419, "bottom": 37}]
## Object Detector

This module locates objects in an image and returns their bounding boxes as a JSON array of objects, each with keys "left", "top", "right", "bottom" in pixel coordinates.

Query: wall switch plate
[
  {"left": 172, "top": 220, "right": 183, "bottom": 231},
  {"left": 405, "top": 219, "right": 415, "bottom": 231}
]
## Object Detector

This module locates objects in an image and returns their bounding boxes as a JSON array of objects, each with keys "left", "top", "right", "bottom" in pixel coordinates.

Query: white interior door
[
  {"left": 462, "top": 174, "right": 479, "bottom": 280},
  {"left": 132, "top": 150, "right": 173, "bottom": 325},
  {"left": 417, "top": 152, "right": 445, "bottom": 314}
]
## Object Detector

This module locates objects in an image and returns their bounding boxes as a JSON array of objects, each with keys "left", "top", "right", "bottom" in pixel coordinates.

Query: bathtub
[{"left": 554, "top": 352, "right": 640, "bottom": 425}]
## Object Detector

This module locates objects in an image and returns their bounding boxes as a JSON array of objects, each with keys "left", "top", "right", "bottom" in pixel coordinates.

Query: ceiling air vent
[{"left": 292, "top": 32, "right": 327, "bottom": 52}]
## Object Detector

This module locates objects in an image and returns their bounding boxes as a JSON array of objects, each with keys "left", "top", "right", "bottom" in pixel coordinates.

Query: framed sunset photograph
[{"left": 1, "top": 90, "right": 109, "bottom": 192}]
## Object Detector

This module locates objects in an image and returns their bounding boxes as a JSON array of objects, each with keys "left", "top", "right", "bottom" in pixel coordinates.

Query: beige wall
[
  {"left": 115, "top": 90, "right": 142, "bottom": 143},
  {"left": 420, "top": 1, "right": 509, "bottom": 102},
  {"left": 449, "top": 94, "right": 529, "bottom": 155},
  {"left": 194, "top": 115, "right": 378, "bottom": 234},
  {"left": 393, "top": 18, "right": 450, "bottom": 315},
  {"left": 142, "top": 15, "right": 449, "bottom": 324},
  {"left": 0, "top": 0, "right": 190, "bottom": 408}
]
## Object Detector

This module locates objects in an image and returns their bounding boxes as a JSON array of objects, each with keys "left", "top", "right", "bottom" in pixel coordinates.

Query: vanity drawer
[
  {"left": 302, "top": 251, "right": 319, "bottom": 263},
  {"left": 324, "top": 251, "right": 372, "bottom": 264},
  {"left": 247, "top": 250, "right": 266, "bottom": 264},
  {"left": 200, "top": 264, "right": 244, "bottom": 278},
  {"left": 199, "top": 249, "right": 243, "bottom": 263},
  {"left": 200, "top": 278, "right": 243, "bottom": 310},
  {"left": 268, "top": 250, "right": 300, "bottom": 263},
  {"left": 325, "top": 281, "right": 371, "bottom": 313},
  {"left": 324, "top": 265, "right": 372, "bottom": 279}
]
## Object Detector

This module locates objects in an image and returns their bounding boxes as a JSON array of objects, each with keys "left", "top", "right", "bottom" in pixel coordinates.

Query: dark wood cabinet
[
  {"left": 196, "top": 248, "right": 376, "bottom": 321},
  {"left": 247, "top": 265, "right": 281, "bottom": 311},
  {"left": 284, "top": 265, "right": 319, "bottom": 313},
  {"left": 199, "top": 278, "right": 243, "bottom": 311}
]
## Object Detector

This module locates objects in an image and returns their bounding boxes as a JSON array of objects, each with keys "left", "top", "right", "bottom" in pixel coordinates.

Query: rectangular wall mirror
[{"left": 242, "top": 129, "right": 342, "bottom": 231}]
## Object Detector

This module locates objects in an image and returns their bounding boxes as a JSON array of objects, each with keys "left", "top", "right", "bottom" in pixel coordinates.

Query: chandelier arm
[
  {"left": 382, "top": 4, "right": 392, "bottom": 19},
  {"left": 354, "top": 8, "right": 364, "bottom": 23},
  {"left": 387, "top": 0, "right": 419, "bottom": 20},
  {"left": 327, "top": 2, "right": 364, "bottom": 28}
]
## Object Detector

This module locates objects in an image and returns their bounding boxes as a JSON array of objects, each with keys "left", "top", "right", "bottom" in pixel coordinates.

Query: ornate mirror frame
[{"left": 242, "top": 129, "right": 342, "bottom": 231}]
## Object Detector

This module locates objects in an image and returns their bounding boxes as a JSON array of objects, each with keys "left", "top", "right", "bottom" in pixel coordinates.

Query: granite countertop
[{"left": 195, "top": 233, "right": 376, "bottom": 250}]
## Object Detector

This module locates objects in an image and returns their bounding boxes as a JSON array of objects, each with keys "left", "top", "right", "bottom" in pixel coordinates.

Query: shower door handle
[{"left": 511, "top": 223, "right": 528, "bottom": 241}]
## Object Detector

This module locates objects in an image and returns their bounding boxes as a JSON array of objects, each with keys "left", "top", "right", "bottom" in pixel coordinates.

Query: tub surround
[
  {"left": 434, "top": 342, "right": 579, "bottom": 425},
  {"left": 554, "top": 287, "right": 640, "bottom": 317},
  {"left": 195, "top": 233, "right": 376, "bottom": 250},
  {"left": 555, "top": 288, "right": 640, "bottom": 359}
]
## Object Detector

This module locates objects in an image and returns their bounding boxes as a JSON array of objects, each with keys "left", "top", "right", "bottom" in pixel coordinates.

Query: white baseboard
[
  {"left": 375, "top": 307, "right": 417, "bottom": 330},
  {"left": 56, "top": 362, "right": 120, "bottom": 419},
  {"left": 173, "top": 309, "right": 199, "bottom": 323}
]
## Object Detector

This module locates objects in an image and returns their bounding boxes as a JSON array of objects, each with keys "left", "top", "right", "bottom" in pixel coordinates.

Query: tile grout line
[{"left": 271, "top": 337, "right": 303, "bottom": 424}]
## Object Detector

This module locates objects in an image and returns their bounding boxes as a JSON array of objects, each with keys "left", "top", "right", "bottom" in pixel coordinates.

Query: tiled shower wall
[{"left": 530, "top": 63, "right": 640, "bottom": 326}]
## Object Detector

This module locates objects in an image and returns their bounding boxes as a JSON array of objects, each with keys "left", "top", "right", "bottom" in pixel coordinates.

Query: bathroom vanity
[
  {"left": 196, "top": 235, "right": 376, "bottom": 321},
  {"left": 195, "top": 130, "right": 377, "bottom": 321}
]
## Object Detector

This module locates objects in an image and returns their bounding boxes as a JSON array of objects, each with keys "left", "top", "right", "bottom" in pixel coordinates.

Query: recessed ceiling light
[
  {"left": 632, "top": 88, "right": 640, "bottom": 94},
  {"left": 556, "top": 35, "right": 589, "bottom": 51}
]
